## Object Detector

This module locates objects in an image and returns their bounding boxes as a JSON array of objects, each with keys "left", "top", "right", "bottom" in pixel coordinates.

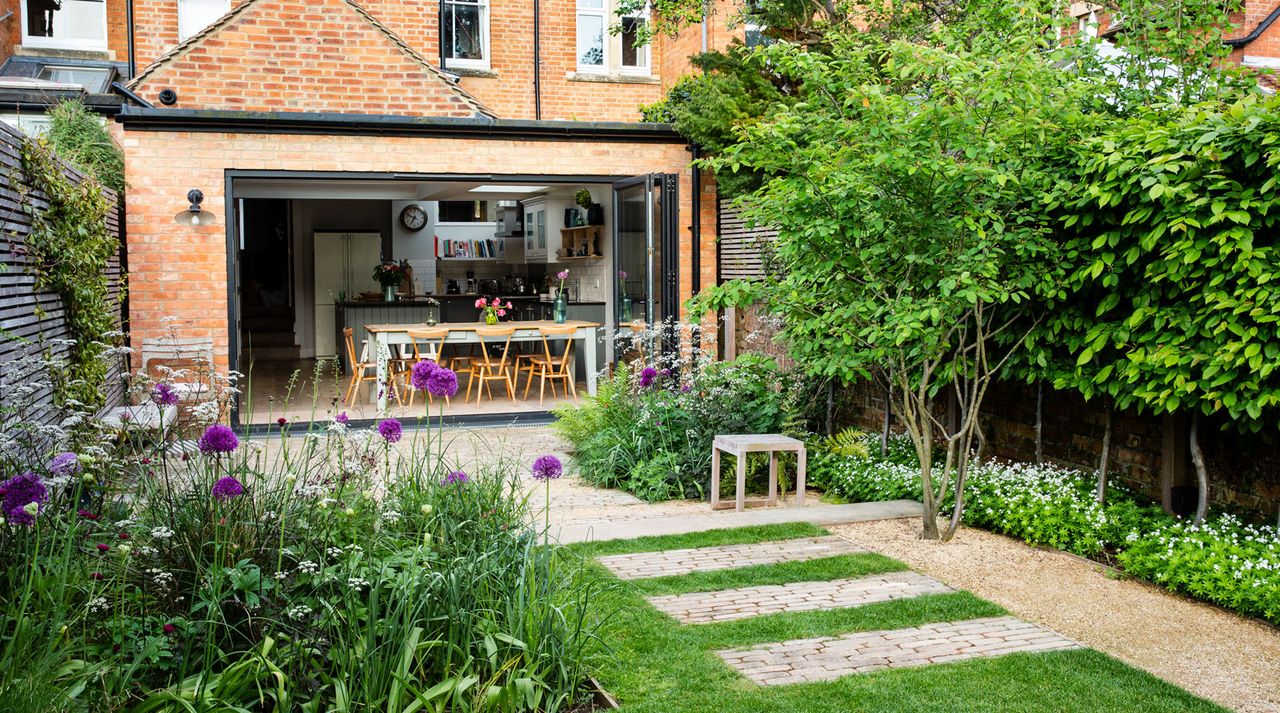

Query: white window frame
[
  {"left": 178, "top": 0, "right": 231, "bottom": 41},
  {"left": 618, "top": 10, "right": 650, "bottom": 74},
  {"left": 443, "top": 0, "right": 491, "bottom": 71},
  {"left": 21, "top": 0, "right": 108, "bottom": 52},
  {"left": 576, "top": 0, "right": 609, "bottom": 74}
]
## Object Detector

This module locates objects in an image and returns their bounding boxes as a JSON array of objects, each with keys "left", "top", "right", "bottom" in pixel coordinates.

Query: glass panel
[
  {"left": 25, "top": 0, "right": 106, "bottom": 48},
  {"left": 37, "top": 66, "right": 111, "bottom": 92},
  {"left": 615, "top": 181, "right": 649, "bottom": 325},
  {"left": 621, "top": 17, "right": 646, "bottom": 67},
  {"left": 578, "top": 0, "right": 604, "bottom": 7},
  {"left": 577, "top": 14, "right": 604, "bottom": 67},
  {"left": 445, "top": 1, "right": 485, "bottom": 61}
]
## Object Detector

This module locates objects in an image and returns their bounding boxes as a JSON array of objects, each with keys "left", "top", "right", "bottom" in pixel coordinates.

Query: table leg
[
  {"left": 796, "top": 446, "right": 807, "bottom": 507},
  {"left": 710, "top": 446, "right": 721, "bottom": 510},
  {"left": 768, "top": 451, "right": 778, "bottom": 506},
  {"left": 735, "top": 451, "right": 746, "bottom": 513},
  {"left": 375, "top": 333, "right": 389, "bottom": 412},
  {"left": 584, "top": 329, "right": 598, "bottom": 396}
]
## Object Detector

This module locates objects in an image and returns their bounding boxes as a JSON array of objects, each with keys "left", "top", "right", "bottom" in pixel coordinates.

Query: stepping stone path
[
  {"left": 597, "top": 536, "right": 866, "bottom": 580},
  {"left": 716, "top": 615, "right": 1082, "bottom": 686},
  {"left": 647, "top": 571, "right": 954, "bottom": 624}
]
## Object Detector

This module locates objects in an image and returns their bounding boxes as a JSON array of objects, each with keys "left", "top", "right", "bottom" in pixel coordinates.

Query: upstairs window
[
  {"left": 620, "top": 14, "right": 649, "bottom": 72},
  {"left": 577, "top": 0, "right": 606, "bottom": 72},
  {"left": 22, "top": 0, "right": 108, "bottom": 52},
  {"left": 179, "top": 0, "right": 231, "bottom": 41},
  {"left": 444, "top": 0, "right": 490, "bottom": 70}
]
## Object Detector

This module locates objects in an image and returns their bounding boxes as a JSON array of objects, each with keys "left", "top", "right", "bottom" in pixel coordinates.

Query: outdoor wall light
[{"left": 174, "top": 189, "right": 218, "bottom": 227}]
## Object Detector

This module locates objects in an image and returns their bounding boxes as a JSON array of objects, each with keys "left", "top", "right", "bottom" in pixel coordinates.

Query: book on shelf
[{"left": 436, "top": 237, "right": 505, "bottom": 260}]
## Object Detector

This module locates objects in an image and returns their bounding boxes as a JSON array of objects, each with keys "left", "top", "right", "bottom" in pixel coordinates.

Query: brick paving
[
  {"left": 717, "top": 616, "right": 1082, "bottom": 685},
  {"left": 647, "top": 571, "right": 954, "bottom": 624},
  {"left": 597, "top": 536, "right": 867, "bottom": 580}
]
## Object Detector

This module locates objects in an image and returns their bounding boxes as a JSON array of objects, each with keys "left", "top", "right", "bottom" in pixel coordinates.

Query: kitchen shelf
[{"left": 558, "top": 255, "right": 605, "bottom": 260}]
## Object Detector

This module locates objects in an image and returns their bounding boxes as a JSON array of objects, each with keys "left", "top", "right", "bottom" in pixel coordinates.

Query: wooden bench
[{"left": 710, "top": 434, "right": 807, "bottom": 512}]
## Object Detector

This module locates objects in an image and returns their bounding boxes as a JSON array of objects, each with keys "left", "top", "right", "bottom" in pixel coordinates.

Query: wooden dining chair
[
  {"left": 466, "top": 325, "right": 517, "bottom": 404},
  {"left": 405, "top": 327, "right": 452, "bottom": 408},
  {"left": 343, "top": 327, "right": 393, "bottom": 407},
  {"left": 628, "top": 320, "right": 648, "bottom": 365},
  {"left": 520, "top": 324, "right": 579, "bottom": 406}
]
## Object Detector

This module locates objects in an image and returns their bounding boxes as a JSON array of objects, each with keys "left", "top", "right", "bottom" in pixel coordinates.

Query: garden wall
[
  {"left": 0, "top": 121, "right": 127, "bottom": 426},
  {"left": 835, "top": 377, "right": 1280, "bottom": 521}
]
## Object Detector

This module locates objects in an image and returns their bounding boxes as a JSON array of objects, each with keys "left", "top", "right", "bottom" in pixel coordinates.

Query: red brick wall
[
  {"left": 129, "top": 0, "right": 483, "bottom": 117},
  {"left": 121, "top": 128, "right": 707, "bottom": 370},
  {"left": 658, "top": 0, "right": 744, "bottom": 92},
  {"left": 2, "top": 10, "right": 15, "bottom": 62}
]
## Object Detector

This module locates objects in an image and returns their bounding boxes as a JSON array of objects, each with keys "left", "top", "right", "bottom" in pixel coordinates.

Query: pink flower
[
  {"left": 506, "top": 301, "right": 513, "bottom": 309},
  {"left": 497, "top": 309, "right": 507, "bottom": 317},
  {"left": 474, "top": 298, "right": 486, "bottom": 309},
  {"left": 556, "top": 270, "right": 570, "bottom": 281},
  {"left": 491, "top": 297, "right": 501, "bottom": 306}
]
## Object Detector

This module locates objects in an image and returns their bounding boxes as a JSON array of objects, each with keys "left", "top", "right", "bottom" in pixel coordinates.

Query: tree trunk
[
  {"left": 881, "top": 376, "right": 892, "bottom": 457},
  {"left": 1034, "top": 382, "right": 1043, "bottom": 464},
  {"left": 825, "top": 380, "right": 834, "bottom": 437},
  {"left": 1189, "top": 412, "right": 1209, "bottom": 525},
  {"left": 1096, "top": 403, "right": 1113, "bottom": 504}
]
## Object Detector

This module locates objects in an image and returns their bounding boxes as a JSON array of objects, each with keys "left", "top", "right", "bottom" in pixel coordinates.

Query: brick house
[{"left": 0, "top": 0, "right": 756, "bottom": 424}]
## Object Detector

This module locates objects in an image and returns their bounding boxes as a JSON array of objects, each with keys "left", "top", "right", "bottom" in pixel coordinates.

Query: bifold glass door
[{"left": 613, "top": 173, "right": 678, "bottom": 328}]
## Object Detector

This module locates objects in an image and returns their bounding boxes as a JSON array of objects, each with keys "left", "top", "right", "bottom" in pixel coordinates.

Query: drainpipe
[
  {"left": 700, "top": 0, "right": 708, "bottom": 53},
  {"left": 438, "top": 0, "right": 447, "bottom": 71},
  {"left": 533, "top": 0, "right": 542, "bottom": 119},
  {"left": 126, "top": 0, "right": 137, "bottom": 78}
]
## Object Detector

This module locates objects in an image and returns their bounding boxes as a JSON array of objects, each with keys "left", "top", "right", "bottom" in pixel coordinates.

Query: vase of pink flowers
[
  {"left": 553, "top": 269, "right": 570, "bottom": 324},
  {"left": 476, "top": 296, "right": 513, "bottom": 325}
]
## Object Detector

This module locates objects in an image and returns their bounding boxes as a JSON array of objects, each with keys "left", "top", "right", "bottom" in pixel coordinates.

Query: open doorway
[{"left": 238, "top": 199, "right": 294, "bottom": 363}]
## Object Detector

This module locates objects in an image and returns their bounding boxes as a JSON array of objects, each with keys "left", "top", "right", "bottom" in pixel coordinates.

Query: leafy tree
[{"left": 695, "top": 22, "right": 1088, "bottom": 540}]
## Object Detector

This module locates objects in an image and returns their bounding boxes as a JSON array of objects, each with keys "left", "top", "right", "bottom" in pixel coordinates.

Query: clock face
[{"left": 400, "top": 204, "right": 427, "bottom": 232}]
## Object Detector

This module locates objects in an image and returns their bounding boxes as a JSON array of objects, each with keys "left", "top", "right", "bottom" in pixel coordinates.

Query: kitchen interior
[{"left": 235, "top": 177, "right": 649, "bottom": 425}]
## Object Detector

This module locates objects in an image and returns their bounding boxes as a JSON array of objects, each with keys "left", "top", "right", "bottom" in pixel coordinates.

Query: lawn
[{"left": 573, "top": 524, "right": 1226, "bottom": 713}]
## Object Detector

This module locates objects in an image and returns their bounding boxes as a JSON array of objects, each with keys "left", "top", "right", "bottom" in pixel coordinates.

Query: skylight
[{"left": 468, "top": 185, "right": 548, "bottom": 194}]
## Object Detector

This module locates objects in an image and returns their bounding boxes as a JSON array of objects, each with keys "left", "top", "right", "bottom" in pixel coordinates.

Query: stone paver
[
  {"left": 648, "top": 571, "right": 953, "bottom": 624},
  {"left": 597, "top": 536, "right": 866, "bottom": 580},
  {"left": 718, "top": 616, "right": 1081, "bottom": 685}
]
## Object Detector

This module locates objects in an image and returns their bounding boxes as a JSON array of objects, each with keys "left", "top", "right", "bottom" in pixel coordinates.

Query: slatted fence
[
  {"left": 0, "top": 120, "right": 126, "bottom": 429},
  {"left": 717, "top": 198, "right": 778, "bottom": 281}
]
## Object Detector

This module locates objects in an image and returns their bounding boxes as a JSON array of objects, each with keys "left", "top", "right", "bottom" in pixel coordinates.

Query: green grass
[{"left": 581, "top": 526, "right": 1227, "bottom": 713}]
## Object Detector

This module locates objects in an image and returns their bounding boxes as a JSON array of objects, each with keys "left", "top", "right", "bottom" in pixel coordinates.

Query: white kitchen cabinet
[{"left": 521, "top": 197, "right": 575, "bottom": 263}]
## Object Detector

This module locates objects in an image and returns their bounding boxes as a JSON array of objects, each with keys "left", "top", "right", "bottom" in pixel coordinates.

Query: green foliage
[
  {"left": 553, "top": 350, "right": 820, "bottom": 501},
  {"left": 1025, "top": 95, "right": 1280, "bottom": 428},
  {"left": 817, "top": 441, "right": 1280, "bottom": 623},
  {"left": 45, "top": 100, "right": 125, "bottom": 193},
  {"left": 18, "top": 135, "right": 121, "bottom": 409}
]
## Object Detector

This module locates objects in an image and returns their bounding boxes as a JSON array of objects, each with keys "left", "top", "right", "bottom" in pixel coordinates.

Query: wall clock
[{"left": 399, "top": 204, "right": 428, "bottom": 232}]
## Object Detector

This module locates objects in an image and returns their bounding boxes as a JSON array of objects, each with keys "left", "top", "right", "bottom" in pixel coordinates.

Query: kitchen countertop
[{"left": 337, "top": 298, "right": 606, "bottom": 306}]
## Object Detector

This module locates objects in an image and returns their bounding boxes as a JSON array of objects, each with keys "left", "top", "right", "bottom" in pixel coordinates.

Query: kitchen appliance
[
  {"left": 510, "top": 276, "right": 528, "bottom": 295},
  {"left": 313, "top": 231, "right": 381, "bottom": 359},
  {"left": 478, "top": 278, "right": 500, "bottom": 295},
  {"left": 445, "top": 279, "right": 460, "bottom": 294},
  {"left": 465, "top": 270, "right": 477, "bottom": 294}
]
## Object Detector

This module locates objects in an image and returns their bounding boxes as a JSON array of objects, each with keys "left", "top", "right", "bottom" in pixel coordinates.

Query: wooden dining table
[{"left": 364, "top": 320, "right": 604, "bottom": 411}]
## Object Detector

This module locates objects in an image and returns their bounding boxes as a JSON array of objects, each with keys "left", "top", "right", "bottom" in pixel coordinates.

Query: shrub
[
  {"left": 553, "top": 327, "right": 821, "bottom": 501},
  {"left": 0, "top": 352, "right": 602, "bottom": 711},
  {"left": 815, "top": 435, "right": 1280, "bottom": 623}
]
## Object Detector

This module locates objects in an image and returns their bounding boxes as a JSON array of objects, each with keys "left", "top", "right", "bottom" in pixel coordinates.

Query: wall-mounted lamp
[{"left": 174, "top": 189, "right": 218, "bottom": 227}]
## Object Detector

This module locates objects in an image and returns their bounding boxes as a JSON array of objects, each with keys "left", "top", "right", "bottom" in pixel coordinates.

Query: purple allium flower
[
  {"left": 48, "top": 452, "right": 80, "bottom": 477},
  {"left": 2, "top": 472, "right": 48, "bottom": 527},
  {"left": 96, "top": 543, "right": 110, "bottom": 553},
  {"left": 198, "top": 424, "right": 238, "bottom": 454},
  {"left": 277, "top": 417, "right": 288, "bottom": 427},
  {"left": 78, "top": 509, "right": 99, "bottom": 521},
  {"left": 442, "top": 470, "right": 469, "bottom": 486},
  {"left": 660, "top": 368, "right": 671, "bottom": 377},
  {"left": 378, "top": 418, "right": 403, "bottom": 444},
  {"left": 90, "top": 572, "right": 103, "bottom": 581},
  {"left": 335, "top": 412, "right": 349, "bottom": 425},
  {"left": 556, "top": 269, "right": 570, "bottom": 281},
  {"left": 680, "top": 383, "right": 691, "bottom": 393},
  {"left": 211, "top": 476, "right": 244, "bottom": 501},
  {"left": 638, "top": 367, "right": 658, "bottom": 388},
  {"left": 163, "top": 623, "right": 176, "bottom": 634},
  {"left": 152, "top": 382, "right": 180, "bottom": 407},
  {"left": 426, "top": 366, "right": 459, "bottom": 398},
  {"left": 531, "top": 455, "right": 563, "bottom": 481},
  {"left": 410, "top": 360, "right": 438, "bottom": 391}
]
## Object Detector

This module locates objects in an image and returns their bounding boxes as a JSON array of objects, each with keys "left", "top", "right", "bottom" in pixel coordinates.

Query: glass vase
[
  {"left": 620, "top": 293, "right": 633, "bottom": 322},
  {"left": 484, "top": 311, "right": 499, "bottom": 325},
  {"left": 553, "top": 292, "right": 568, "bottom": 324},
  {"left": 424, "top": 304, "right": 440, "bottom": 325},
  {"left": 383, "top": 285, "right": 397, "bottom": 302}
]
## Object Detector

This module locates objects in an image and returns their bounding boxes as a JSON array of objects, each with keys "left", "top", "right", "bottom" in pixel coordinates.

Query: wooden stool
[{"left": 710, "top": 434, "right": 807, "bottom": 512}]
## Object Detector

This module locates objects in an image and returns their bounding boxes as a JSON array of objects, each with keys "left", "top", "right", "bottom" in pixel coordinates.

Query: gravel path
[{"left": 831, "top": 518, "right": 1280, "bottom": 713}]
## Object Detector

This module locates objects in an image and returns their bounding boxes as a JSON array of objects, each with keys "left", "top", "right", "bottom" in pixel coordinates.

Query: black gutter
[
  {"left": 111, "top": 82, "right": 153, "bottom": 107},
  {"left": 126, "top": 0, "right": 137, "bottom": 78},
  {"left": 116, "top": 107, "right": 684, "bottom": 142},
  {"left": 0, "top": 90, "right": 123, "bottom": 114},
  {"left": 533, "top": 0, "right": 543, "bottom": 120},
  {"left": 1224, "top": 6, "right": 1280, "bottom": 48}
]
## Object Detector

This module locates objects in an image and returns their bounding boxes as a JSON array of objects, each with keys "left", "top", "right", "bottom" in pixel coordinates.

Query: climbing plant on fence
[{"left": 18, "top": 136, "right": 121, "bottom": 409}]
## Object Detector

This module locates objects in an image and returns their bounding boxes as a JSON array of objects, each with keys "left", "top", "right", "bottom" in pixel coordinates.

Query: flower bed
[
  {"left": 553, "top": 334, "right": 820, "bottom": 501},
  {"left": 815, "top": 433, "right": 1280, "bottom": 624},
  {"left": 0, "top": 354, "right": 598, "bottom": 711}
]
